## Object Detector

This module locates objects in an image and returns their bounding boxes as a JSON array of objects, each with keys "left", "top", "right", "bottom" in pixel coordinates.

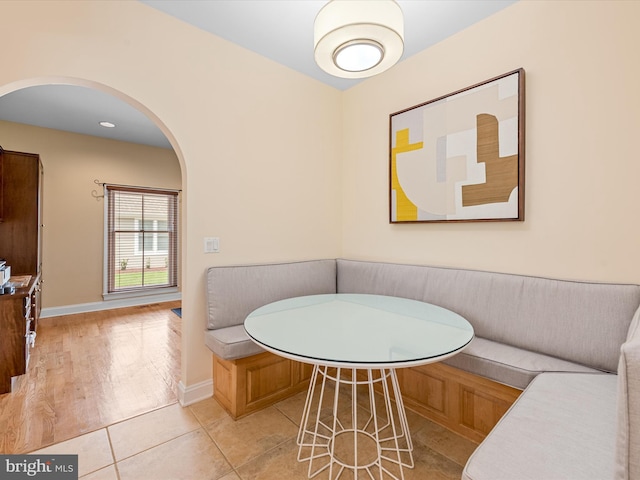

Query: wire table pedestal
[
  {"left": 297, "top": 365, "right": 414, "bottom": 480},
  {"left": 244, "top": 294, "right": 474, "bottom": 479}
]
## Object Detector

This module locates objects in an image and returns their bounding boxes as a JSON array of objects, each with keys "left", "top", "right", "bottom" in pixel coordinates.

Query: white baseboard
[
  {"left": 178, "top": 379, "right": 213, "bottom": 406},
  {"left": 40, "top": 292, "right": 182, "bottom": 318}
]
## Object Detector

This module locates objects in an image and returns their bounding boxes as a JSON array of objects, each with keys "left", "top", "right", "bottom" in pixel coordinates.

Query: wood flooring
[{"left": 0, "top": 301, "right": 181, "bottom": 454}]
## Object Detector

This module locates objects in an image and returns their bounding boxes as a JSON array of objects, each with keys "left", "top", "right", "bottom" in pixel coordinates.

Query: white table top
[{"left": 244, "top": 294, "right": 474, "bottom": 368}]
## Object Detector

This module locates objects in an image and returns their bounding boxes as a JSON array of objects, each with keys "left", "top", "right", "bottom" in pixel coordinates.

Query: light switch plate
[{"left": 204, "top": 237, "right": 220, "bottom": 253}]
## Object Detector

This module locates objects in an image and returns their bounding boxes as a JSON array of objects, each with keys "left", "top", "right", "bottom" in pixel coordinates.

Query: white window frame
[{"left": 102, "top": 185, "right": 180, "bottom": 301}]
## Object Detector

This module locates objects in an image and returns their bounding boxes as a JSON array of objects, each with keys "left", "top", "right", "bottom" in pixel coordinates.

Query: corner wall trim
[
  {"left": 178, "top": 379, "right": 213, "bottom": 406},
  {"left": 40, "top": 292, "right": 182, "bottom": 318}
]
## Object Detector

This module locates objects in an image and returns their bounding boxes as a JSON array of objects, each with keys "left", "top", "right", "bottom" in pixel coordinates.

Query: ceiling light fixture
[
  {"left": 314, "top": 0, "right": 404, "bottom": 79},
  {"left": 99, "top": 121, "right": 116, "bottom": 128}
]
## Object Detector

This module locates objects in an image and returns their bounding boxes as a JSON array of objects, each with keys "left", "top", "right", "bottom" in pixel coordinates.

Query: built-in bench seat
[
  {"left": 465, "top": 372, "right": 619, "bottom": 480},
  {"left": 205, "top": 260, "right": 336, "bottom": 418},
  {"left": 464, "top": 306, "right": 640, "bottom": 480},
  {"left": 445, "top": 337, "right": 601, "bottom": 389},
  {"left": 204, "top": 258, "right": 640, "bottom": 479},
  {"left": 205, "top": 259, "right": 337, "bottom": 361}
]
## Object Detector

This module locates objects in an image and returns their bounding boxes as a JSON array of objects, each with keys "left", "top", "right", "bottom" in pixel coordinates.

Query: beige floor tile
[
  {"left": 25, "top": 385, "right": 475, "bottom": 480},
  {"left": 80, "top": 464, "right": 118, "bottom": 480},
  {"left": 217, "top": 472, "right": 242, "bottom": 480},
  {"left": 239, "top": 436, "right": 454, "bottom": 480},
  {"left": 235, "top": 438, "right": 312, "bottom": 480},
  {"left": 238, "top": 414, "right": 468, "bottom": 480},
  {"left": 278, "top": 383, "right": 363, "bottom": 434},
  {"left": 402, "top": 443, "right": 465, "bottom": 480},
  {"left": 32, "top": 429, "right": 113, "bottom": 478},
  {"left": 188, "top": 396, "right": 229, "bottom": 428},
  {"left": 412, "top": 420, "right": 477, "bottom": 467},
  {"left": 274, "top": 391, "right": 307, "bottom": 426},
  {"left": 205, "top": 406, "right": 298, "bottom": 468},
  {"left": 396, "top": 411, "right": 432, "bottom": 434},
  {"left": 108, "top": 403, "right": 200, "bottom": 461},
  {"left": 117, "top": 429, "right": 232, "bottom": 480}
]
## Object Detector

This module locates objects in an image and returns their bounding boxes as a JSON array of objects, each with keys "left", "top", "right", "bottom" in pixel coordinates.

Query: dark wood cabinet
[
  {"left": 0, "top": 147, "right": 5, "bottom": 221},
  {"left": 0, "top": 275, "right": 40, "bottom": 393},
  {"left": 0, "top": 149, "right": 43, "bottom": 394},
  {"left": 0, "top": 150, "right": 43, "bottom": 273}
]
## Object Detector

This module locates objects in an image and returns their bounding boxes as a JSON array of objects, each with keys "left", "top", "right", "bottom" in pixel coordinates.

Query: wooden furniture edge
[
  {"left": 212, "top": 350, "right": 522, "bottom": 443},
  {"left": 212, "top": 351, "right": 313, "bottom": 419},
  {"left": 398, "top": 362, "right": 522, "bottom": 443}
]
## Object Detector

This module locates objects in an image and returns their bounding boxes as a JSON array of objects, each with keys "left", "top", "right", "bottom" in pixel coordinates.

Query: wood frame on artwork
[{"left": 389, "top": 68, "right": 525, "bottom": 223}]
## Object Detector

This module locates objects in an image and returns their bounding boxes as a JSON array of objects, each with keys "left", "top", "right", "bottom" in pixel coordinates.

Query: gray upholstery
[
  {"left": 444, "top": 337, "right": 600, "bottom": 390},
  {"left": 204, "top": 325, "right": 265, "bottom": 360},
  {"left": 206, "top": 259, "right": 337, "bottom": 330},
  {"left": 205, "top": 259, "right": 336, "bottom": 359},
  {"left": 337, "top": 259, "right": 640, "bottom": 374},
  {"left": 462, "top": 373, "right": 618, "bottom": 480},
  {"left": 616, "top": 306, "right": 640, "bottom": 480},
  {"left": 202, "top": 258, "right": 640, "bottom": 479}
]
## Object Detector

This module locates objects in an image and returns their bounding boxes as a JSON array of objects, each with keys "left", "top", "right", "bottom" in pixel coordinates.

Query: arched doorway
[{"left": 0, "top": 78, "right": 187, "bottom": 452}]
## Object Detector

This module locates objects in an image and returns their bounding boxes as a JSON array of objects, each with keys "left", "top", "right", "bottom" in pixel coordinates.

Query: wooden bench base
[
  {"left": 212, "top": 351, "right": 313, "bottom": 419},
  {"left": 213, "top": 352, "right": 521, "bottom": 442},
  {"left": 397, "top": 362, "right": 522, "bottom": 443}
]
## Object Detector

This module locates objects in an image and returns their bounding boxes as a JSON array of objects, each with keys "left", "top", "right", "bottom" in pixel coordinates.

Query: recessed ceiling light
[{"left": 99, "top": 121, "right": 116, "bottom": 128}]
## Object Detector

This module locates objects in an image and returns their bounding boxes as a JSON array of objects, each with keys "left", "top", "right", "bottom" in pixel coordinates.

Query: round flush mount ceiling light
[
  {"left": 333, "top": 39, "right": 383, "bottom": 72},
  {"left": 314, "top": 0, "right": 404, "bottom": 79},
  {"left": 99, "top": 121, "right": 116, "bottom": 128}
]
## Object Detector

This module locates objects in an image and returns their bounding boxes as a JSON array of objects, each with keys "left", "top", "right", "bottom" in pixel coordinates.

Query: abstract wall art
[{"left": 389, "top": 69, "right": 525, "bottom": 223}]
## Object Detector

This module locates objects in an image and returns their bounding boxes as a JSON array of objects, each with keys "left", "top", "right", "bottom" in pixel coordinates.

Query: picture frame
[{"left": 389, "top": 68, "right": 525, "bottom": 223}]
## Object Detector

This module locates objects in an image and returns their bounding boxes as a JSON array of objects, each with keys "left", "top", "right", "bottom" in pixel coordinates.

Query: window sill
[{"left": 103, "top": 286, "right": 179, "bottom": 302}]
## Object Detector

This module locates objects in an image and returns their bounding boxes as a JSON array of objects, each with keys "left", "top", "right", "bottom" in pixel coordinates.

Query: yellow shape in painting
[{"left": 391, "top": 129, "right": 423, "bottom": 221}]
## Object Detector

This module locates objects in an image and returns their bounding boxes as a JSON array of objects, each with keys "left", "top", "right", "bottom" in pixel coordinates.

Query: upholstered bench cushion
[
  {"left": 206, "top": 259, "right": 337, "bottom": 330},
  {"left": 444, "top": 336, "right": 601, "bottom": 389},
  {"left": 462, "top": 372, "right": 617, "bottom": 480},
  {"left": 615, "top": 306, "right": 640, "bottom": 479},
  {"left": 205, "top": 259, "right": 337, "bottom": 360},
  {"left": 337, "top": 259, "right": 640, "bottom": 374},
  {"left": 205, "top": 325, "right": 264, "bottom": 360}
]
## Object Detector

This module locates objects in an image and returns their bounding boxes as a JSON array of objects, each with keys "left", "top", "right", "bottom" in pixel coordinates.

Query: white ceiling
[{"left": 0, "top": 0, "right": 515, "bottom": 149}]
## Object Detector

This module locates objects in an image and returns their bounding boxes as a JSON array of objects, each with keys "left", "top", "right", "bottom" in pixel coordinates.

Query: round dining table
[{"left": 245, "top": 293, "right": 474, "bottom": 480}]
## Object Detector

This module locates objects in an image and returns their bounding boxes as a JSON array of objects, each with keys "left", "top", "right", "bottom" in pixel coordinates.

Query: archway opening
[{"left": 0, "top": 77, "right": 188, "bottom": 452}]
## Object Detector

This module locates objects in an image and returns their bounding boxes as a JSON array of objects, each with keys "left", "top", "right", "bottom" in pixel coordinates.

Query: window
[
  {"left": 105, "top": 185, "right": 178, "bottom": 296},
  {"left": 134, "top": 219, "right": 168, "bottom": 255}
]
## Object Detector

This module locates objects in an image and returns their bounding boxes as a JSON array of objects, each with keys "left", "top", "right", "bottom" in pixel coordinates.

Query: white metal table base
[{"left": 297, "top": 365, "right": 414, "bottom": 480}]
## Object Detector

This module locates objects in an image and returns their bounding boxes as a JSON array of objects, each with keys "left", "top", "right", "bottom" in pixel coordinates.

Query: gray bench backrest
[
  {"left": 337, "top": 259, "right": 640, "bottom": 373},
  {"left": 616, "top": 306, "right": 640, "bottom": 479},
  {"left": 206, "top": 259, "right": 337, "bottom": 330}
]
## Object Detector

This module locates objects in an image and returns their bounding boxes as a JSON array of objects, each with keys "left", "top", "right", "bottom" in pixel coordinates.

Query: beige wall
[
  {"left": 342, "top": 0, "right": 640, "bottom": 284},
  {"left": 0, "top": 120, "right": 182, "bottom": 307},
  {"left": 0, "top": 0, "right": 343, "bottom": 390}
]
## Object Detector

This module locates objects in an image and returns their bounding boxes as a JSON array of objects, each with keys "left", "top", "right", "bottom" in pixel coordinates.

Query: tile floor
[{"left": 31, "top": 391, "right": 477, "bottom": 480}]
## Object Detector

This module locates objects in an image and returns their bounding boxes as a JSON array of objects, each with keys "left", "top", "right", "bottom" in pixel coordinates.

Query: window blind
[{"left": 106, "top": 185, "right": 178, "bottom": 293}]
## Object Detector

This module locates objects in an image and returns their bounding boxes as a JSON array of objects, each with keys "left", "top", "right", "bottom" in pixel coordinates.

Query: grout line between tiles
[
  {"left": 109, "top": 425, "right": 203, "bottom": 464},
  {"left": 184, "top": 403, "right": 239, "bottom": 479},
  {"left": 234, "top": 434, "right": 298, "bottom": 472},
  {"left": 29, "top": 401, "right": 182, "bottom": 455},
  {"left": 215, "top": 410, "right": 300, "bottom": 475},
  {"left": 105, "top": 427, "right": 121, "bottom": 480},
  {"left": 198, "top": 422, "right": 242, "bottom": 479}
]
